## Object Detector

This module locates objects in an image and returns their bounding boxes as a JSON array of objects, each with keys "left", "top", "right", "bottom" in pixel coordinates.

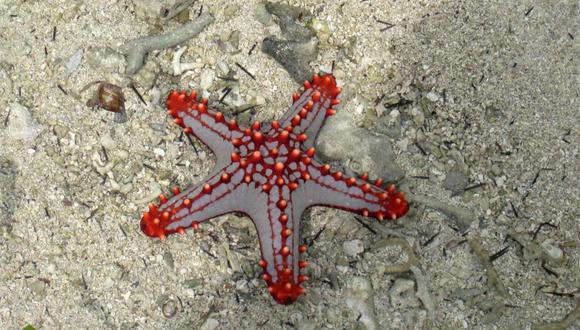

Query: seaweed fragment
[
  {"left": 405, "top": 191, "right": 476, "bottom": 233},
  {"left": 467, "top": 237, "right": 507, "bottom": 297},
  {"left": 532, "top": 306, "right": 580, "bottom": 330}
]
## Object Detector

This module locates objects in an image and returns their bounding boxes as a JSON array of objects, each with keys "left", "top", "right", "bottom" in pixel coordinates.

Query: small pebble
[
  {"left": 254, "top": 3, "right": 273, "bottom": 26},
  {"left": 216, "top": 61, "right": 230, "bottom": 75},
  {"left": 443, "top": 164, "right": 469, "bottom": 193},
  {"left": 100, "top": 132, "right": 116, "bottom": 149},
  {"left": 200, "top": 68, "right": 215, "bottom": 90},
  {"left": 6, "top": 102, "right": 45, "bottom": 141},
  {"left": 66, "top": 48, "right": 84, "bottom": 75},
  {"left": 254, "top": 95, "right": 266, "bottom": 106},
  {"left": 28, "top": 279, "right": 47, "bottom": 296},
  {"left": 153, "top": 148, "right": 166, "bottom": 157},
  {"left": 235, "top": 279, "right": 250, "bottom": 293},
  {"left": 540, "top": 239, "right": 564, "bottom": 263},
  {"left": 343, "top": 239, "right": 364, "bottom": 257},
  {"left": 425, "top": 91, "right": 441, "bottom": 102},
  {"left": 311, "top": 18, "right": 330, "bottom": 43},
  {"left": 223, "top": 4, "right": 239, "bottom": 18},
  {"left": 200, "top": 318, "right": 219, "bottom": 330}
]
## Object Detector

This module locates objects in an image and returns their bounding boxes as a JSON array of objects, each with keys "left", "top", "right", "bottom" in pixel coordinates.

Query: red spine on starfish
[{"left": 140, "top": 74, "right": 409, "bottom": 304}]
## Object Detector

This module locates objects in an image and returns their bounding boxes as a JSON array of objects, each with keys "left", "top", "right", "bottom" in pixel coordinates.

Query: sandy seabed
[{"left": 0, "top": 1, "right": 578, "bottom": 329}]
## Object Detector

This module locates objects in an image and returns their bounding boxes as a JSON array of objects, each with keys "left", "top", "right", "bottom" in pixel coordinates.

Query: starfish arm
[
  {"left": 295, "top": 160, "right": 409, "bottom": 221},
  {"left": 166, "top": 90, "right": 244, "bottom": 169},
  {"left": 248, "top": 186, "right": 308, "bottom": 305},
  {"left": 140, "top": 162, "right": 247, "bottom": 238},
  {"left": 275, "top": 74, "right": 341, "bottom": 148}
]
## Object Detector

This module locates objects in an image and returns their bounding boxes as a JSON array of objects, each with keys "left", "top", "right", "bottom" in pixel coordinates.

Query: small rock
[
  {"left": 343, "top": 239, "right": 364, "bottom": 257},
  {"left": 264, "top": 1, "right": 309, "bottom": 20},
  {"left": 297, "top": 319, "right": 317, "bottom": 330},
  {"left": 200, "top": 68, "right": 215, "bottom": 90},
  {"left": 66, "top": 48, "right": 84, "bottom": 75},
  {"left": 153, "top": 148, "right": 166, "bottom": 157},
  {"left": 131, "top": 60, "right": 159, "bottom": 91},
  {"left": 425, "top": 91, "right": 441, "bottom": 102},
  {"left": 100, "top": 132, "right": 116, "bottom": 149},
  {"left": 223, "top": 4, "right": 239, "bottom": 18},
  {"left": 235, "top": 279, "right": 250, "bottom": 293},
  {"left": 540, "top": 239, "right": 564, "bottom": 263},
  {"left": 227, "top": 30, "right": 241, "bottom": 52},
  {"left": 254, "top": 3, "right": 273, "bottom": 26},
  {"left": 254, "top": 95, "right": 266, "bottom": 106},
  {"left": 340, "top": 36, "right": 358, "bottom": 63},
  {"left": 410, "top": 106, "right": 425, "bottom": 127},
  {"left": 163, "top": 251, "right": 175, "bottom": 269},
  {"left": 6, "top": 103, "right": 45, "bottom": 141},
  {"left": 443, "top": 164, "right": 469, "bottom": 193},
  {"left": 28, "top": 279, "right": 47, "bottom": 297},
  {"left": 311, "top": 18, "right": 331, "bottom": 44},
  {"left": 494, "top": 175, "right": 506, "bottom": 188},
  {"left": 200, "top": 318, "right": 219, "bottom": 330},
  {"left": 216, "top": 61, "right": 230, "bottom": 76},
  {"left": 52, "top": 124, "right": 69, "bottom": 139}
]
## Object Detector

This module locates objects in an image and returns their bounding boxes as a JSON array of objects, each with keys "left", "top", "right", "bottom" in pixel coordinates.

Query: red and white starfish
[{"left": 140, "top": 74, "right": 409, "bottom": 304}]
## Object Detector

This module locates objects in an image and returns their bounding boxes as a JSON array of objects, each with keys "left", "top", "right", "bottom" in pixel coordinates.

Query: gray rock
[
  {"left": 200, "top": 318, "right": 219, "bottom": 330},
  {"left": 443, "top": 164, "right": 469, "bottom": 193},
  {"left": 316, "top": 110, "right": 405, "bottom": 182},
  {"left": 261, "top": 2, "right": 317, "bottom": 83},
  {"left": 262, "top": 37, "right": 318, "bottom": 84},
  {"left": 65, "top": 48, "right": 84, "bottom": 75},
  {"left": 296, "top": 319, "right": 317, "bottom": 330},
  {"left": 264, "top": 2, "right": 309, "bottom": 20},
  {"left": 277, "top": 16, "right": 315, "bottom": 42},
  {"left": 227, "top": 30, "right": 241, "bottom": 52},
  {"left": 254, "top": 3, "right": 273, "bottom": 26}
]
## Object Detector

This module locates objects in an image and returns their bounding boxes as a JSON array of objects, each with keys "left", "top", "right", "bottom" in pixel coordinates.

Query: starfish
[{"left": 140, "top": 74, "right": 409, "bottom": 304}]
